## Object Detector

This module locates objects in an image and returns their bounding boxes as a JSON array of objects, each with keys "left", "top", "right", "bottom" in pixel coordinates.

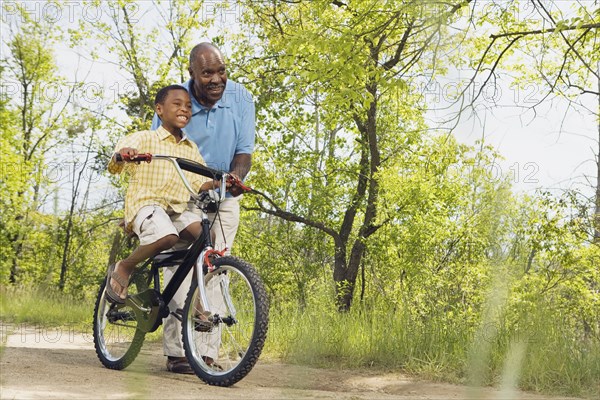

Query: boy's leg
[{"left": 110, "top": 206, "right": 179, "bottom": 301}]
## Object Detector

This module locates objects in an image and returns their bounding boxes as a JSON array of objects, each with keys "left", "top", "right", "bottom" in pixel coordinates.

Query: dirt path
[{"left": 0, "top": 324, "right": 582, "bottom": 400}]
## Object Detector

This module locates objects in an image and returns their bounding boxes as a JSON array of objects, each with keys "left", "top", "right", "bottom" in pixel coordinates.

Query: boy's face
[{"left": 156, "top": 89, "right": 192, "bottom": 131}]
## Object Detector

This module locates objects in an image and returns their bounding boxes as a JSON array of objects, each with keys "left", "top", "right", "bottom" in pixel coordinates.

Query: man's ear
[
  {"left": 155, "top": 103, "right": 163, "bottom": 118},
  {"left": 188, "top": 66, "right": 194, "bottom": 79}
]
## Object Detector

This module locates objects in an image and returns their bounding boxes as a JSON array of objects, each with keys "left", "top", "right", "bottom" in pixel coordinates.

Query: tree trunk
[
  {"left": 9, "top": 213, "right": 26, "bottom": 283},
  {"left": 9, "top": 237, "right": 22, "bottom": 283},
  {"left": 108, "top": 229, "right": 122, "bottom": 266},
  {"left": 58, "top": 217, "right": 73, "bottom": 291},
  {"left": 58, "top": 137, "right": 94, "bottom": 290},
  {"left": 594, "top": 69, "right": 600, "bottom": 242},
  {"left": 334, "top": 238, "right": 368, "bottom": 311}
]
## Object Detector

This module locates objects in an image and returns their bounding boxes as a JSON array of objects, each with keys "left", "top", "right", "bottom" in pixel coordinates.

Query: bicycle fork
[{"left": 195, "top": 213, "right": 238, "bottom": 326}]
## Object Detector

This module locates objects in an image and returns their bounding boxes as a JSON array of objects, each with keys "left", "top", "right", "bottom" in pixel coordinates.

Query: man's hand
[{"left": 227, "top": 173, "right": 247, "bottom": 197}]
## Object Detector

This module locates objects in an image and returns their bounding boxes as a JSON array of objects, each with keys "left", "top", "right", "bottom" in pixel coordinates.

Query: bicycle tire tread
[
  {"left": 93, "top": 280, "right": 146, "bottom": 370},
  {"left": 182, "top": 256, "right": 269, "bottom": 386}
]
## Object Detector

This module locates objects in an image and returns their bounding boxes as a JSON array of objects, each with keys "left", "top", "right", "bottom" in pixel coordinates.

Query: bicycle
[{"left": 93, "top": 153, "right": 269, "bottom": 387}]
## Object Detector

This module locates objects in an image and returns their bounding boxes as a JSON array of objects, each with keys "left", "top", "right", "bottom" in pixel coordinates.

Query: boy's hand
[
  {"left": 115, "top": 147, "right": 139, "bottom": 162},
  {"left": 199, "top": 179, "right": 221, "bottom": 192}
]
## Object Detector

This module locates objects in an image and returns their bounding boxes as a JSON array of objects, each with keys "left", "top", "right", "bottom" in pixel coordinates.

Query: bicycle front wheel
[
  {"left": 93, "top": 268, "right": 149, "bottom": 370},
  {"left": 182, "top": 256, "right": 269, "bottom": 386}
]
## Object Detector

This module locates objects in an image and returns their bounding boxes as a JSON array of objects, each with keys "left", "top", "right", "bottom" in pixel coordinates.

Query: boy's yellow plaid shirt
[{"left": 108, "top": 126, "right": 209, "bottom": 227}]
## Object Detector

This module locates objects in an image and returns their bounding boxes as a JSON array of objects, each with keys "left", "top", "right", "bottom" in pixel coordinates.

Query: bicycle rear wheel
[
  {"left": 93, "top": 267, "right": 150, "bottom": 370},
  {"left": 182, "top": 256, "right": 269, "bottom": 386}
]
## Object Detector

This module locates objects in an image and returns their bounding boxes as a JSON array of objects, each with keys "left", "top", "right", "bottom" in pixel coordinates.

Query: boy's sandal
[{"left": 104, "top": 262, "right": 128, "bottom": 305}]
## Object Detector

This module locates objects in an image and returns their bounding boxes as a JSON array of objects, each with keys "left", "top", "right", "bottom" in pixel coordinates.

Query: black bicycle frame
[
  {"left": 151, "top": 216, "right": 213, "bottom": 307},
  {"left": 117, "top": 154, "right": 227, "bottom": 327}
]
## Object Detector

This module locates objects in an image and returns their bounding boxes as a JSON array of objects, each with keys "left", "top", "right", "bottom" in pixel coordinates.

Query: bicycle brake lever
[{"left": 226, "top": 175, "right": 252, "bottom": 193}]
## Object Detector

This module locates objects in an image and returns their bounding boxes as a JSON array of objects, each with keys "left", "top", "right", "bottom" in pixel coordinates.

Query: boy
[{"left": 105, "top": 85, "right": 216, "bottom": 305}]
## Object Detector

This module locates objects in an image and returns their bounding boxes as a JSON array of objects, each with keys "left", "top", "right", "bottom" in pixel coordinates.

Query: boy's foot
[
  {"left": 105, "top": 261, "right": 131, "bottom": 304},
  {"left": 166, "top": 356, "right": 194, "bottom": 374},
  {"left": 105, "top": 262, "right": 125, "bottom": 304}
]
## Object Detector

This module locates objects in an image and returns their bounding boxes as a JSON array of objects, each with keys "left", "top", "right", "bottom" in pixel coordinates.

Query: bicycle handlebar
[{"left": 114, "top": 153, "right": 252, "bottom": 198}]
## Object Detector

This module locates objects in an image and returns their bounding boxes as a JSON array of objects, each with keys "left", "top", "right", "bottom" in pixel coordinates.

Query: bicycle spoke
[
  {"left": 93, "top": 272, "right": 148, "bottom": 369},
  {"left": 182, "top": 256, "right": 269, "bottom": 386}
]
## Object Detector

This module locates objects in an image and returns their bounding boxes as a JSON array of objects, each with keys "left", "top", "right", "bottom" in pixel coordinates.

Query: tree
[
  {"left": 456, "top": 1, "right": 599, "bottom": 240},
  {"left": 73, "top": 0, "right": 212, "bottom": 130},
  {"left": 1, "top": 3, "right": 80, "bottom": 283},
  {"left": 234, "top": 0, "right": 484, "bottom": 310}
]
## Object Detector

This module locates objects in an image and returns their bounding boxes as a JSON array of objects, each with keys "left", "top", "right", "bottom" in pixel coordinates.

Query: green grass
[
  {"left": 264, "top": 301, "right": 599, "bottom": 399},
  {"left": 0, "top": 285, "right": 94, "bottom": 326},
  {"left": 0, "top": 285, "right": 165, "bottom": 342},
  {"left": 2, "top": 285, "right": 597, "bottom": 399},
  {"left": 266, "top": 303, "right": 470, "bottom": 377}
]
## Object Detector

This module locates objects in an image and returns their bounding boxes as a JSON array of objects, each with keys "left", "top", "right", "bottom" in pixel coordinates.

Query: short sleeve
[
  {"left": 150, "top": 112, "right": 161, "bottom": 130},
  {"left": 235, "top": 87, "right": 255, "bottom": 155}
]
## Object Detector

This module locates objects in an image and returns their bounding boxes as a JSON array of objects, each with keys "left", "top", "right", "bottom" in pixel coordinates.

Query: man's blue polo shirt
[{"left": 151, "top": 79, "right": 255, "bottom": 173}]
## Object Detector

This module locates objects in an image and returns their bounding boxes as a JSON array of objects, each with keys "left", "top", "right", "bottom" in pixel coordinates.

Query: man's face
[{"left": 189, "top": 49, "right": 227, "bottom": 107}]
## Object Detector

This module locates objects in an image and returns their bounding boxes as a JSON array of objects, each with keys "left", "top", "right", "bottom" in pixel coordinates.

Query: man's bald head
[{"left": 189, "top": 42, "right": 222, "bottom": 66}]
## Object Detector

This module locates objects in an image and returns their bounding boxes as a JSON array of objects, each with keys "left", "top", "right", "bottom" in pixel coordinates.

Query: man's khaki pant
[{"left": 162, "top": 197, "right": 240, "bottom": 358}]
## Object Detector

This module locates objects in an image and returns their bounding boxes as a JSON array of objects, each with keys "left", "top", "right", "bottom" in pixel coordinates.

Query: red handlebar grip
[{"left": 121, "top": 153, "right": 153, "bottom": 163}]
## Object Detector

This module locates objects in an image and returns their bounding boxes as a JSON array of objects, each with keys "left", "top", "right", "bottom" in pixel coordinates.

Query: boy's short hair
[{"left": 154, "top": 85, "right": 189, "bottom": 105}]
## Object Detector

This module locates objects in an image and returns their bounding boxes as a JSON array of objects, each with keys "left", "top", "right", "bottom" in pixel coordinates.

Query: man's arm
[
  {"left": 230, "top": 153, "right": 252, "bottom": 180},
  {"left": 229, "top": 153, "right": 252, "bottom": 197}
]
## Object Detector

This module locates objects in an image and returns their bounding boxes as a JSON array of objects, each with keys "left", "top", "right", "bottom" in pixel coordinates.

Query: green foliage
[
  {"left": 233, "top": 0, "right": 492, "bottom": 309},
  {"left": 1, "top": 1, "right": 598, "bottom": 397},
  {"left": 0, "top": 286, "right": 93, "bottom": 326},
  {"left": 71, "top": 0, "right": 213, "bottom": 131}
]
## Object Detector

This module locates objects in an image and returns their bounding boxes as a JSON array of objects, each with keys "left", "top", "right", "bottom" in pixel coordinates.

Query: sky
[
  {"left": 430, "top": 72, "right": 598, "bottom": 198},
  {"left": 1, "top": 0, "right": 598, "bottom": 210}
]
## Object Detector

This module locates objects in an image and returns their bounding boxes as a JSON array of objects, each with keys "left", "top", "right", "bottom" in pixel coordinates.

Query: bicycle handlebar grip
[
  {"left": 176, "top": 158, "right": 224, "bottom": 180},
  {"left": 114, "top": 153, "right": 152, "bottom": 163}
]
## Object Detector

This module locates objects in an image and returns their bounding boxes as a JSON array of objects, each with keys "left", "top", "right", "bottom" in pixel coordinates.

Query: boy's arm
[{"left": 107, "top": 132, "right": 144, "bottom": 175}]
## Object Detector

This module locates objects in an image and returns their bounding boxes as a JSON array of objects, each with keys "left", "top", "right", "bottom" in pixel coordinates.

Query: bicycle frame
[
  {"left": 96, "top": 152, "right": 266, "bottom": 385},
  {"left": 121, "top": 154, "right": 231, "bottom": 332}
]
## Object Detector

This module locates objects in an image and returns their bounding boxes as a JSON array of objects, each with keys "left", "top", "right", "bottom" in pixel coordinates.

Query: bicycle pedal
[
  {"left": 194, "top": 318, "right": 214, "bottom": 333},
  {"left": 171, "top": 308, "right": 184, "bottom": 322}
]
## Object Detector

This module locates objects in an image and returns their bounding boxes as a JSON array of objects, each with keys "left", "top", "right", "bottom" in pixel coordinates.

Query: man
[{"left": 151, "top": 42, "right": 255, "bottom": 374}]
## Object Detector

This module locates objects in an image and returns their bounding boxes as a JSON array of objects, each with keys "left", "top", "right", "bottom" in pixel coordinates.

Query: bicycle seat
[{"left": 152, "top": 249, "right": 188, "bottom": 267}]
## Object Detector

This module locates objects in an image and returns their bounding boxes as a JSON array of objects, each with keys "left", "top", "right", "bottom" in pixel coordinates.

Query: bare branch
[
  {"left": 245, "top": 189, "right": 339, "bottom": 239},
  {"left": 490, "top": 22, "right": 600, "bottom": 40}
]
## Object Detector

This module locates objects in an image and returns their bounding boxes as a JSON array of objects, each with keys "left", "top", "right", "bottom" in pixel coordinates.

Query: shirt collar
[
  {"left": 156, "top": 125, "right": 192, "bottom": 146},
  {"left": 183, "top": 79, "right": 230, "bottom": 113}
]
